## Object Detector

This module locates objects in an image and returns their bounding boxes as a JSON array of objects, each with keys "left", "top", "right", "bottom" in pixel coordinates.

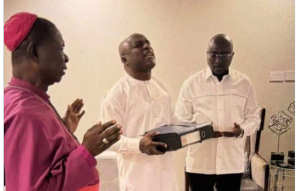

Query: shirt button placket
[
  {"left": 217, "top": 84, "right": 222, "bottom": 126},
  {"left": 216, "top": 83, "right": 223, "bottom": 174}
]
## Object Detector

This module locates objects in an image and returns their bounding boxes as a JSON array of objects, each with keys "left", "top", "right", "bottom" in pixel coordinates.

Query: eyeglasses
[{"left": 207, "top": 52, "right": 234, "bottom": 60}]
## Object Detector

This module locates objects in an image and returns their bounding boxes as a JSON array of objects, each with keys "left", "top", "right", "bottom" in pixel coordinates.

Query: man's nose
[
  {"left": 64, "top": 53, "right": 69, "bottom": 63},
  {"left": 215, "top": 56, "right": 222, "bottom": 63},
  {"left": 143, "top": 43, "right": 150, "bottom": 49}
]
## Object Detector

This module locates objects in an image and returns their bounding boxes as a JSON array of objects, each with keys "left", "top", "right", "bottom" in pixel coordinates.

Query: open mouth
[{"left": 145, "top": 52, "right": 155, "bottom": 58}]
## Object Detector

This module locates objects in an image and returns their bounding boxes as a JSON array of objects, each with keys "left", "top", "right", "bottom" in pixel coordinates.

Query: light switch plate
[
  {"left": 269, "top": 71, "right": 285, "bottom": 82},
  {"left": 285, "top": 71, "right": 295, "bottom": 82}
]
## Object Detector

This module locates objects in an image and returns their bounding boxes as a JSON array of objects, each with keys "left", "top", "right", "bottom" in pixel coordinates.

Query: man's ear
[
  {"left": 27, "top": 42, "right": 39, "bottom": 63},
  {"left": 121, "top": 56, "right": 128, "bottom": 65}
]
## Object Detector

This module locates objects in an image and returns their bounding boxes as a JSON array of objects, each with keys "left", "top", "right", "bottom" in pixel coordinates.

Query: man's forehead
[
  {"left": 119, "top": 34, "right": 148, "bottom": 54},
  {"left": 49, "top": 28, "right": 64, "bottom": 45},
  {"left": 207, "top": 39, "right": 233, "bottom": 52},
  {"left": 127, "top": 34, "right": 148, "bottom": 43},
  {"left": 56, "top": 30, "right": 64, "bottom": 44}
]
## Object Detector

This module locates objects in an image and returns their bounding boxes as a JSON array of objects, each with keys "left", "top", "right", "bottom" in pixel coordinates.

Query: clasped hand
[
  {"left": 82, "top": 120, "right": 123, "bottom": 156},
  {"left": 213, "top": 123, "right": 242, "bottom": 138}
]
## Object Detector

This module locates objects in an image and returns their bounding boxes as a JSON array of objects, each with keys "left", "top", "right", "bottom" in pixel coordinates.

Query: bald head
[
  {"left": 118, "top": 33, "right": 144, "bottom": 59},
  {"left": 117, "top": 33, "right": 155, "bottom": 80},
  {"left": 206, "top": 34, "right": 234, "bottom": 79},
  {"left": 12, "top": 18, "right": 58, "bottom": 64},
  {"left": 207, "top": 34, "right": 233, "bottom": 53}
]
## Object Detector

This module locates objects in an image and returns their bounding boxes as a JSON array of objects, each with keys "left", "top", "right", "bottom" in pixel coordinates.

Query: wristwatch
[{"left": 237, "top": 129, "right": 244, "bottom": 138}]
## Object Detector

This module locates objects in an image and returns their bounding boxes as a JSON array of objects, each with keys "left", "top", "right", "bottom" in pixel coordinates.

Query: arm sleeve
[
  {"left": 99, "top": 93, "right": 141, "bottom": 154},
  {"left": 4, "top": 113, "right": 99, "bottom": 191},
  {"left": 240, "top": 85, "right": 261, "bottom": 136},
  {"left": 175, "top": 82, "right": 196, "bottom": 123},
  {"left": 170, "top": 103, "right": 180, "bottom": 124}
]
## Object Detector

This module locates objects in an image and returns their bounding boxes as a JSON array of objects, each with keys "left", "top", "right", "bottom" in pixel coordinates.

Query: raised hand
[
  {"left": 82, "top": 120, "right": 123, "bottom": 156},
  {"left": 140, "top": 132, "right": 168, "bottom": 155},
  {"left": 63, "top": 99, "right": 85, "bottom": 133}
]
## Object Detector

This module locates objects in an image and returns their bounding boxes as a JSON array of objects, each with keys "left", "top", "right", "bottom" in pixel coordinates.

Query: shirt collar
[
  {"left": 205, "top": 67, "right": 213, "bottom": 81},
  {"left": 9, "top": 77, "right": 50, "bottom": 102},
  {"left": 126, "top": 73, "right": 152, "bottom": 84},
  {"left": 205, "top": 66, "right": 232, "bottom": 81}
]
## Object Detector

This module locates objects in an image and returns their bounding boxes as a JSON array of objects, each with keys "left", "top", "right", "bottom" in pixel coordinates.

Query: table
[
  {"left": 95, "top": 151, "right": 120, "bottom": 191},
  {"left": 268, "top": 162, "right": 295, "bottom": 191}
]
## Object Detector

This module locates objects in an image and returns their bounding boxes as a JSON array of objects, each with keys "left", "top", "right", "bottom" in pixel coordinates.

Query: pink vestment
[{"left": 4, "top": 77, "right": 100, "bottom": 191}]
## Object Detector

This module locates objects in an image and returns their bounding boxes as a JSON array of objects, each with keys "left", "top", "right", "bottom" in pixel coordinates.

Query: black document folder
[{"left": 145, "top": 122, "right": 213, "bottom": 152}]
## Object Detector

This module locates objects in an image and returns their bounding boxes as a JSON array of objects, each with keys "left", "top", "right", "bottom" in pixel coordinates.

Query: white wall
[{"left": 4, "top": 0, "right": 295, "bottom": 190}]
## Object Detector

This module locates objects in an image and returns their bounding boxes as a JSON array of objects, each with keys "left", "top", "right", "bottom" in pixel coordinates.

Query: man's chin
[
  {"left": 147, "top": 61, "right": 156, "bottom": 69},
  {"left": 54, "top": 76, "right": 63, "bottom": 83},
  {"left": 149, "top": 63, "right": 156, "bottom": 70},
  {"left": 213, "top": 69, "right": 227, "bottom": 76}
]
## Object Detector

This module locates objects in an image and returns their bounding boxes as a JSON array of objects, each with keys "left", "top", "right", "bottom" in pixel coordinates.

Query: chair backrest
[
  {"left": 247, "top": 106, "right": 266, "bottom": 157},
  {"left": 243, "top": 106, "right": 266, "bottom": 178},
  {"left": 251, "top": 106, "right": 269, "bottom": 191},
  {"left": 254, "top": 106, "right": 266, "bottom": 153}
]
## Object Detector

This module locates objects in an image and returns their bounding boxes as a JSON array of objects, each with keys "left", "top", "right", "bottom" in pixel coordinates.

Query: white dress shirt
[
  {"left": 99, "top": 75, "right": 179, "bottom": 191},
  {"left": 175, "top": 67, "right": 261, "bottom": 175}
]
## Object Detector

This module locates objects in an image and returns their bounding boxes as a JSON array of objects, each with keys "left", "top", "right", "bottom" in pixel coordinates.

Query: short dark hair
[{"left": 12, "top": 18, "right": 57, "bottom": 64}]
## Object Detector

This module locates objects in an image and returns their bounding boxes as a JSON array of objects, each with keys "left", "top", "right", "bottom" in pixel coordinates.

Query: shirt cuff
[
  {"left": 240, "top": 123, "right": 250, "bottom": 136},
  {"left": 76, "top": 145, "right": 97, "bottom": 167},
  {"left": 127, "top": 137, "right": 142, "bottom": 153}
]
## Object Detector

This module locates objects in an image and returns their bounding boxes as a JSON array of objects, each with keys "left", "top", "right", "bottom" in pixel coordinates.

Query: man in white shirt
[
  {"left": 175, "top": 34, "right": 261, "bottom": 191},
  {"left": 99, "top": 33, "right": 179, "bottom": 191}
]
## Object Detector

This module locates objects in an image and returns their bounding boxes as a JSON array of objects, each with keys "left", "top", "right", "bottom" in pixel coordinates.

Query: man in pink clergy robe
[{"left": 4, "top": 12, "right": 123, "bottom": 191}]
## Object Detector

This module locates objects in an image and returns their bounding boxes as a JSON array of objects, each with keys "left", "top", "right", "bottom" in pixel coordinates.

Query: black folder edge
[{"left": 149, "top": 122, "right": 214, "bottom": 152}]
